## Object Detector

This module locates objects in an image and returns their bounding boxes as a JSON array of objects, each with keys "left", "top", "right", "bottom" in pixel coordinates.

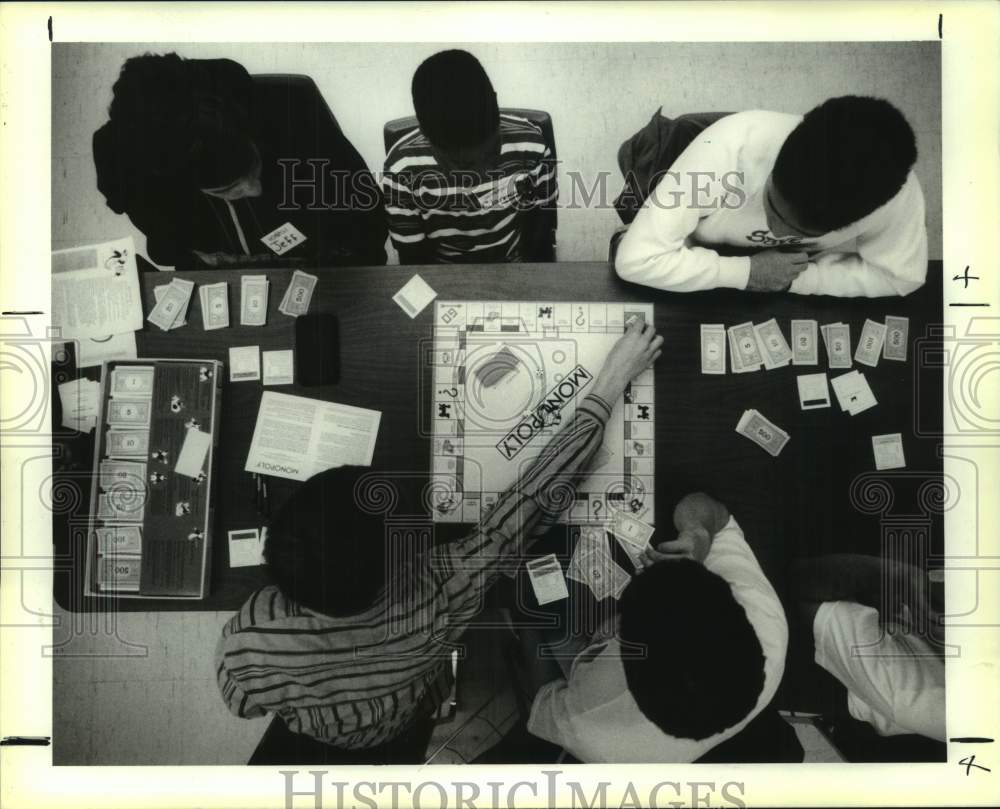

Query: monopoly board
[{"left": 429, "top": 300, "right": 655, "bottom": 525}]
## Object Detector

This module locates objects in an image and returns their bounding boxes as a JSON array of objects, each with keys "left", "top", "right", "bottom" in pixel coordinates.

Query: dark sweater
[{"left": 94, "top": 59, "right": 387, "bottom": 268}]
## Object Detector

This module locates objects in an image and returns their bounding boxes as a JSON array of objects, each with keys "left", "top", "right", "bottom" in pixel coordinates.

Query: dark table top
[{"left": 53, "top": 260, "right": 944, "bottom": 613}]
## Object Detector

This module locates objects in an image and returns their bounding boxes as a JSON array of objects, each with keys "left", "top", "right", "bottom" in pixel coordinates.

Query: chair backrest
[
  {"left": 383, "top": 108, "right": 556, "bottom": 162},
  {"left": 252, "top": 74, "right": 344, "bottom": 136}
]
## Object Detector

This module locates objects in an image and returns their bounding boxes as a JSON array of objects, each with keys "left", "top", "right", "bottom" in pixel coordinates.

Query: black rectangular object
[{"left": 296, "top": 312, "right": 340, "bottom": 386}]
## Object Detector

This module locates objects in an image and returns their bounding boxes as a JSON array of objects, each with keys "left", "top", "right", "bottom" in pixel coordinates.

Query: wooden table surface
[{"left": 53, "top": 261, "right": 944, "bottom": 613}]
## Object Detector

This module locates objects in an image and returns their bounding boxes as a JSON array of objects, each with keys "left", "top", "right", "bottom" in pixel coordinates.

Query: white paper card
[
  {"left": 229, "top": 345, "right": 261, "bottom": 382},
  {"left": 262, "top": 349, "right": 294, "bottom": 386},
  {"left": 796, "top": 373, "right": 831, "bottom": 410},
  {"left": 526, "top": 554, "right": 570, "bottom": 605},
  {"left": 58, "top": 378, "right": 100, "bottom": 432},
  {"left": 261, "top": 222, "right": 307, "bottom": 256},
  {"left": 245, "top": 392, "right": 381, "bottom": 481},
  {"left": 228, "top": 529, "right": 265, "bottom": 568},
  {"left": 76, "top": 332, "right": 138, "bottom": 368},
  {"left": 174, "top": 428, "right": 212, "bottom": 478},
  {"left": 393, "top": 274, "right": 438, "bottom": 318},
  {"left": 51, "top": 237, "right": 143, "bottom": 339},
  {"left": 872, "top": 433, "right": 906, "bottom": 470}
]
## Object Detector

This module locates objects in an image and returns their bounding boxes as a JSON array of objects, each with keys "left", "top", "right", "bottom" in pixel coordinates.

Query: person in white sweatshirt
[
  {"left": 527, "top": 493, "right": 788, "bottom": 762},
  {"left": 615, "top": 96, "right": 928, "bottom": 297}
]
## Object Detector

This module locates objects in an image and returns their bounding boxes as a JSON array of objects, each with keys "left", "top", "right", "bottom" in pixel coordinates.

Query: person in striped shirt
[
  {"left": 215, "top": 318, "right": 663, "bottom": 761},
  {"left": 382, "top": 50, "right": 558, "bottom": 264}
]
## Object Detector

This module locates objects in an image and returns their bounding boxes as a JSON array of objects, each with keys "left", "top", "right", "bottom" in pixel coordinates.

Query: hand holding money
[{"left": 638, "top": 525, "right": 712, "bottom": 569}]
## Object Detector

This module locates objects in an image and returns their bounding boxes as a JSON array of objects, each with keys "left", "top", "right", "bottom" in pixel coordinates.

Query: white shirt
[
  {"left": 814, "top": 601, "right": 945, "bottom": 741},
  {"left": 615, "top": 110, "right": 928, "bottom": 297},
  {"left": 527, "top": 517, "right": 788, "bottom": 762}
]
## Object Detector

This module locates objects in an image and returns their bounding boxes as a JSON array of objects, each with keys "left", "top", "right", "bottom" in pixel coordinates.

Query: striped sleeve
[
  {"left": 382, "top": 155, "right": 426, "bottom": 249},
  {"left": 528, "top": 144, "right": 558, "bottom": 209},
  {"left": 215, "top": 629, "right": 267, "bottom": 719},
  {"left": 214, "top": 586, "right": 287, "bottom": 720},
  {"left": 436, "top": 393, "right": 613, "bottom": 632}
]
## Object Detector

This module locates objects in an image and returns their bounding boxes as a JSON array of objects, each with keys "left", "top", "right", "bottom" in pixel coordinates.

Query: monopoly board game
[{"left": 429, "top": 300, "right": 655, "bottom": 525}]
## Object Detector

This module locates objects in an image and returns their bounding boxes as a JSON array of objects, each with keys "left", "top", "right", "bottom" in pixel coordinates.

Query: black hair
[
  {"left": 264, "top": 466, "right": 387, "bottom": 616},
  {"left": 619, "top": 559, "right": 766, "bottom": 740},
  {"left": 772, "top": 96, "right": 917, "bottom": 232},
  {"left": 411, "top": 49, "right": 500, "bottom": 149},
  {"left": 107, "top": 52, "right": 254, "bottom": 186}
]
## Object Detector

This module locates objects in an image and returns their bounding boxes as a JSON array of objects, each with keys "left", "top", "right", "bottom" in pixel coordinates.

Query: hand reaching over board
[{"left": 592, "top": 317, "right": 663, "bottom": 403}]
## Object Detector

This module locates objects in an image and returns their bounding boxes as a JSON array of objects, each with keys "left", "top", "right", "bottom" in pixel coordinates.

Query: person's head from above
[
  {"left": 765, "top": 96, "right": 918, "bottom": 239},
  {"left": 412, "top": 49, "right": 501, "bottom": 174},
  {"left": 195, "top": 129, "right": 263, "bottom": 201},
  {"left": 109, "top": 52, "right": 261, "bottom": 199},
  {"left": 619, "top": 558, "right": 765, "bottom": 740},
  {"left": 264, "top": 466, "right": 387, "bottom": 617}
]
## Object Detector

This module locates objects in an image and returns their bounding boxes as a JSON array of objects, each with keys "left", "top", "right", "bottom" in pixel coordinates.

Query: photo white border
[{"left": 2, "top": 2, "right": 998, "bottom": 807}]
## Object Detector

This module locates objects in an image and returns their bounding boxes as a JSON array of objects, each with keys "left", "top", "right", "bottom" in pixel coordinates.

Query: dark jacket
[
  {"left": 614, "top": 108, "right": 732, "bottom": 225},
  {"left": 94, "top": 59, "right": 387, "bottom": 268}
]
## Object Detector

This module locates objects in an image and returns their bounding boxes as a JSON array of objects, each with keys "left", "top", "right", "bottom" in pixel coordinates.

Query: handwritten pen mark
[
  {"left": 951, "top": 737, "right": 995, "bottom": 744},
  {"left": 959, "top": 754, "right": 990, "bottom": 775},
  {"left": 48, "top": 16, "right": 53, "bottom": 42},
  {"left": 1, "top": 736, "right": 51, "bottom": 746},
  {"left": 2, "top": 311, "right": 44, "bottom": 315}
]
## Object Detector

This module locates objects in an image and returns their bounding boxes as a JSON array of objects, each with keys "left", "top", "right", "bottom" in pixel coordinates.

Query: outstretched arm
[{"left": 439, "top": 318, "right": 663, "bottom": 634}]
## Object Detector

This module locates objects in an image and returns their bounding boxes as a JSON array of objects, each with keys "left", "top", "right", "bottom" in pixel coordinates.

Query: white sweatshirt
[{"left": 615, "top": 111, "right": 928, "bottom": 297}]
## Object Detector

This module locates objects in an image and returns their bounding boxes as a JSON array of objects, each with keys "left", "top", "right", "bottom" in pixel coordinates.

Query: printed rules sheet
[{"left": 244, "top": 392, "right": 381, "bottom": 481}]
